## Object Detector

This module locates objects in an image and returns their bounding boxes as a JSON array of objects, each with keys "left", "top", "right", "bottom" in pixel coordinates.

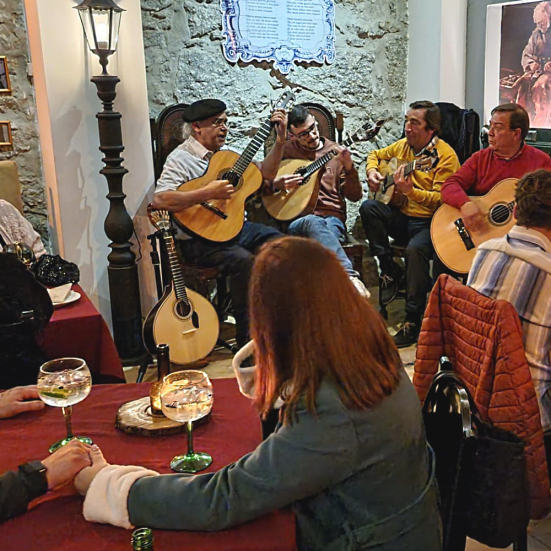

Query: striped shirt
[{"left": 468, "top": 226, "right": 551, "bottom": 432}]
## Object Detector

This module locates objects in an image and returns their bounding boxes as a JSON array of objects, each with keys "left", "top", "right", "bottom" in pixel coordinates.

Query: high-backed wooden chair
[{"left": 149, "top": 104, "right": 230, "bottom": 327}]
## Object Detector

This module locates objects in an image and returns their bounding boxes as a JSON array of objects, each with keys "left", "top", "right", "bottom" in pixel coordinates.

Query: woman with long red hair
[{"left": 76, "top": 237, "right": 441, "bottom": 551}]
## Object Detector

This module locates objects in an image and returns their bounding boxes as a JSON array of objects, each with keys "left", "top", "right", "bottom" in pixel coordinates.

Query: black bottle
[
  {"left": 131, "top": 527, "right": 154, "bottom": 550},
  {"left": 157, "top": 343, "right": 170, "bottom": 381}
]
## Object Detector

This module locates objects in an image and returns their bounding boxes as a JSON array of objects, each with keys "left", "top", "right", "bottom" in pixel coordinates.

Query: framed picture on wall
[
  {"left": 0, "top": 121, "right": 13, "bottom": 146},
  {"left": 485, "top": 1, "right": 551, "bottom": 129},
  {"left": 0, "top": 57, "right": 11, "bottom": 93}
]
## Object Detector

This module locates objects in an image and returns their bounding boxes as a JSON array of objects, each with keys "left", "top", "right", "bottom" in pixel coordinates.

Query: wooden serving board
[{"left": 115, "top": 396, "right": 210, "bottom": 437}]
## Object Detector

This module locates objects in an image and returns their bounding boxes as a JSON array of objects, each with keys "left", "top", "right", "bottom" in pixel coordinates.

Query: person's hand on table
[
  {"left": 42, "top": 439, "right": 93, "bottom": 491},
  {"left": 0, "top": 386, "right": 45, "bottom": 419},
  {"left": 75, "top": 445, "right": 110, "bottom": 496}
]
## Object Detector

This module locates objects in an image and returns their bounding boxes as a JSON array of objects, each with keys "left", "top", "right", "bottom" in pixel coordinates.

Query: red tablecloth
[
  {"left": 0, "top": 379, "right": 296, "bottom": 551},
  {"left": 40, "top": 285, "right": 125, "bottom": 383}
]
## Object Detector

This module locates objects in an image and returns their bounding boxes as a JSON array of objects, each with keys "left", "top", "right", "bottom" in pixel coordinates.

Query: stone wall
[
  {"left": 141, "top": 0, "right": 408, "bottom": 209},
  {"left": 141, "top": 0, "right": 409, "bottom": 284},
  {"left": 0, "top": 0, "right": 409, "bottom": 283},
  {"left": 0, "top": 0, "right": 48, "bottom": 245}
]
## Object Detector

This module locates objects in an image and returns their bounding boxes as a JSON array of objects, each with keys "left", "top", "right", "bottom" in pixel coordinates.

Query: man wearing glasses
[
  {"left": 153, "top": 98, "right": 284, "bottom": 349},
  {"left": 262, "top": 104, "right": 370, "bottom": 298}
]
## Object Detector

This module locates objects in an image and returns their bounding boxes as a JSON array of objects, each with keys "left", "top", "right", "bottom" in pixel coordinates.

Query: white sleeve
[
  {"left": 155, "top": 149, "right": 192, "bottom": 194},
  {"left": 83, "top": 465, "right": 159, "bottom": 529}
]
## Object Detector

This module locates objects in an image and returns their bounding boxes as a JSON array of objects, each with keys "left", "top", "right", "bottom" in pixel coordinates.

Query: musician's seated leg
[
  {"left": 179, "top": 238, "right": 255, "bottom": 349},
  {"left": 393, "top": 220, "right": 432, "bottom": 347},
  {"left": 288, "top": 214, "right": 370, "bottom": 298},
  {"left": 359, "top": 199, "right": 407, "bottom": 304},
  {"left": 236, "top": 221, "right": 282, "bottom": 253},
  {"left": 288, "top": 214, "right": 356, "bottom": 276}
]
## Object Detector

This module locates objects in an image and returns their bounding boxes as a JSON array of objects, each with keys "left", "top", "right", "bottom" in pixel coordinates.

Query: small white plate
[{"left": 53, "top": 290, "right": 81, "bottom": 308}]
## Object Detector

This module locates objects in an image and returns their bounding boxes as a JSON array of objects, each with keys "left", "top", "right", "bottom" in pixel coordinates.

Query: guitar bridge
[
  {"left": 200, "top": 202, "right": 228, "bottom": 220},
  {"left": 454, "top": 219, "right": 475, "bottom": 251}
]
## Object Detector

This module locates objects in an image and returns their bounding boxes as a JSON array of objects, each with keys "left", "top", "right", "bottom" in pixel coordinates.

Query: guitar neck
[
  {"left": 232, "top": 119, "right": 273, "bottom": 177},
  {"left": 162, "top": 233, "right": 189, "bottom": 303},
  {"left": 383, "top": 159, "right": 417, "bottom": 191},
  {"left": 302, "top": 134, "right": 357, "bottom": 180}
]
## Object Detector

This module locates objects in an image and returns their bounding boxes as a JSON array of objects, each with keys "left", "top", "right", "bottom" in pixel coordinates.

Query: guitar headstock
[
  {"left": 413, "top": 152, "right": 439, "bottom": 173},
  {"left": 413, "top": 136, "right": 440, "bottom": 172},
  {"left": 147, "top": 204, "right": 172, "bottom": 233},
  {"left": 346, "top": 119, "right": 386, "bottom": 145},
  {"left": 271, "top": 90, "right": 296, "bottom": 113}
]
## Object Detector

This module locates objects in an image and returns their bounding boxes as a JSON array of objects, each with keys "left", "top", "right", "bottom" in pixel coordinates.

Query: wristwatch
[{"left": 18, "top": 460, "right": 48, "bottom": 499}]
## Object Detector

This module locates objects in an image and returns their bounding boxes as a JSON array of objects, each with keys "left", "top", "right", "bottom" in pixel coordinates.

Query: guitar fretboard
[
  {"left": 230, "top": 120, "right": 274, "bottom": 181},
  {"left": 301, "top": 129, "right": 367, "bottom": 181},
  {"left": 162, "top": 233, "right": 190, "bottom": 304},
  {"left": 382, "top": 160, "right": 417, "bottom": 192}
]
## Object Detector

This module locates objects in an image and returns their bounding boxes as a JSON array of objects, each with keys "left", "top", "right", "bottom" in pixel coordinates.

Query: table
[
  {"left": 40, "top": 285, "right": 125, "bottom": 383},
  {"left": 0, "top": 379, "right": 296, "bottom": 551}
]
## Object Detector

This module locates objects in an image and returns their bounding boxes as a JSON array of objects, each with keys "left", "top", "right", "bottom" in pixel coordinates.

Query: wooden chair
[{"left": 149, "top": 104, "right": 233, "bottom": 338}]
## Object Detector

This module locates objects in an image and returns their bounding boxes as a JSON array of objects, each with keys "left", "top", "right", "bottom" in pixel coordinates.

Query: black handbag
[
  {"left": 32, "top": 254, "right": 80, "bottom": 286},
  {"left": 423, "top": 362, "right": 530, "bottom": 549}
]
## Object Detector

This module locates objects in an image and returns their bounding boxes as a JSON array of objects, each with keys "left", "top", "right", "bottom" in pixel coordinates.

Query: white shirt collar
[
  {"left": 183, "top": 135, "right": 213, "bottom": 161},
  {"left": 509, "top": 225, "right": 551, "bottom": 253}
]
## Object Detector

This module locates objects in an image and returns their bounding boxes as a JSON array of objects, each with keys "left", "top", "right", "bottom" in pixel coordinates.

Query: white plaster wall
[
  {"left": 407, "top": 0, "right": 467, "bottom": 107},
  {"left": 24, "top": 0, "right": 156, "bottom": 328},
  {"left": 407, "top": 0, "right": 442, "bottom": 104}
]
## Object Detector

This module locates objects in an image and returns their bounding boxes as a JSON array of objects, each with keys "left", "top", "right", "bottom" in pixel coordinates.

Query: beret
[{"left": 183, "top": 99, "right": 227, "bottom": 122}]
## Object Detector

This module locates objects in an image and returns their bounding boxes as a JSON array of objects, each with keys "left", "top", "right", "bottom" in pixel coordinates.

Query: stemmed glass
[
  {"left": 161, "top": 370, "right": 214, "bottom": 473},
  {"left": 37, "top": 358, "right": 93, "bottom": 453}
]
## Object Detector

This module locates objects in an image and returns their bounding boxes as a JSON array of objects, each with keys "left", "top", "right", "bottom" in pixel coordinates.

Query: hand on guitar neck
[{"left": 460, "top": 201, "right": 487, "bottom": 233}]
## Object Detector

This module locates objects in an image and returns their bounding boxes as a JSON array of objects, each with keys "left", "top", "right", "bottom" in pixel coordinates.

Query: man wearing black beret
[{"left": 153, "top": 98, "right": 286, "bottom": 348}]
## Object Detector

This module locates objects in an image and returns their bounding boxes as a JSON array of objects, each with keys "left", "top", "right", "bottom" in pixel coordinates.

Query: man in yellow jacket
[{"left": 360, "top": 100, "right": 460, "bottom": 347}]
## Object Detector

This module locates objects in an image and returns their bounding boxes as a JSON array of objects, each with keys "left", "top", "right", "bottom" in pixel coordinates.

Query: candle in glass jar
[{"left": 149, "top": 382, "right": 164, "bottom": 416}]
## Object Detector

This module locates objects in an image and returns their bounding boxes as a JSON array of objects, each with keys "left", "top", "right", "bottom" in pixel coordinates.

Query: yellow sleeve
[
  {"left": 365, "top": 141, "right": 405, "bottom": 176},
  {"left": 404, "top": 144, "right": 460, "bottom": 211}
]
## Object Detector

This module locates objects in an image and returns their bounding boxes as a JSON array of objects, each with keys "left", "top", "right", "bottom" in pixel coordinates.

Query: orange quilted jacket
[{"left": 414, "top": 274, "right": 550, "bottom": 519}]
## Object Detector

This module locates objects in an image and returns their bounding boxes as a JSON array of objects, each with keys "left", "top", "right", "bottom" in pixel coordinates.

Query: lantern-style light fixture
[{"left": 74, "top": 0, "right": 124, "bottom": 74}]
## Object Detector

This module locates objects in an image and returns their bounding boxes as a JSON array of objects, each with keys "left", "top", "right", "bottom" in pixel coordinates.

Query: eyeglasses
[
  {"left": 293, "top": 121, "right": 318, "bottom": 139},
  {"left": 211, "top": 116, "right": 229, "bottom": 128}
]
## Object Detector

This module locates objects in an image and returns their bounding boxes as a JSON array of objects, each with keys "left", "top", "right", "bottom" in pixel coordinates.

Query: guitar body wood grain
[
  {"left": 262, "top": 158, "right": 321, "bottom": 221},
  {"left": 369, "top": 158, "right": 408, "bottom": 208},
  {"left": 143, "top": 285, "right": 220, "bottom": 366},
  {"left": 431, "top": 178, "right": 518, "bottom": 274},
  {"left": 173, "top": 150, "right": 263, "bottom": 242}
]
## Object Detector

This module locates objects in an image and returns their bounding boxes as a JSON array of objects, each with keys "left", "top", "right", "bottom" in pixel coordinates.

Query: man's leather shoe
[{"left": 393, "top": 320, "right": 420, "bottom": 348}]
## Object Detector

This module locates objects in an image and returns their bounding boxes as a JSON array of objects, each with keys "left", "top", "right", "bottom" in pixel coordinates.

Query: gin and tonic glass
[
  {"left": 161, "top": 370, "right": 213, "bottom": 473},
  {"left": 37, "top": 357, "right": 93, "bottom": 453}
]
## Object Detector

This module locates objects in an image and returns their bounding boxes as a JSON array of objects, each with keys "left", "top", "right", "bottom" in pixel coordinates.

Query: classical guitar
[
  {"left": 172, "top": 91, "right": 295, "bottom": 242},
  {"left": 431, "top": 178, "right": 518, "bottom": 274},
  {"left": 262, "top": 119, "right": 385, "bottom": 222},
  {"left": 368, "top": 136, "right": 440, "bottom": 208},
  {"left": 143, "top": 208, "right": 220, "bottom": 365}
]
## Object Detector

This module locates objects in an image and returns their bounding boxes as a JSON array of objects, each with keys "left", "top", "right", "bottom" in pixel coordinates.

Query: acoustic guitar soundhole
[
  {"left": 490, "top": 203, "right": 511, "bottom": 225},
  {"left": 221, "top": 171, "right": 240, "bottom": 188},
  {"left": 295, "top": 167, "right": 309, "bottom": 184},
  {"left": 175, "top": 299, "right": 192, "bottom": 318}
]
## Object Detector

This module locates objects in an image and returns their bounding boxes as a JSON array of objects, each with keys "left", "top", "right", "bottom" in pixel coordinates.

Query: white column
[{"left": 23, "top": 0, "right": 157, "bottom": 326}]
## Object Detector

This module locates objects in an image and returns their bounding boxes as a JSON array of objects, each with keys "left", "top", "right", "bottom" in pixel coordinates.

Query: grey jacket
[{"left": 128, "top": 369, "right": 441, "bottom": 550}]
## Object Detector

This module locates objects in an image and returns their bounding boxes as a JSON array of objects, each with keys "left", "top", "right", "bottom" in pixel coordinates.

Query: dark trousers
[
  {"left": 179, "top": 222, "right": 282, "bottom": 348},
  {"left": 360, "top": 199, "right": 433, "bottom": 317}
]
